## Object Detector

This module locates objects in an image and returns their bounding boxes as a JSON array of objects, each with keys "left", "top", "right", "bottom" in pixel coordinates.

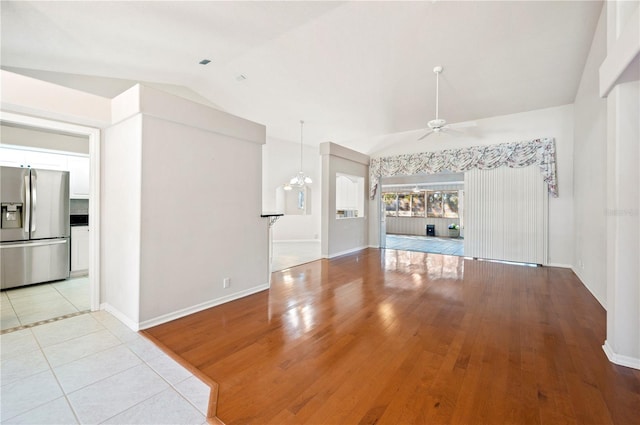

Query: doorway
[
  {"left": 1, "top": 112, "right": 100, "bottom": 331},
  {"left": 379, "top": 172, "right": 465, "bottom": 257}
]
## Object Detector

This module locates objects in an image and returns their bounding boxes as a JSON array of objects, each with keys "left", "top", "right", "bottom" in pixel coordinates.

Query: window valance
[{"left": 369, "top": 137, "right": 558, "bottom": 199}]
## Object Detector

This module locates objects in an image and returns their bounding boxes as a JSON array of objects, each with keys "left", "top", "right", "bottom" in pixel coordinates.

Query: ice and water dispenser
[{"left": 1, "top": 203, "right": 24, "bottom": 229}]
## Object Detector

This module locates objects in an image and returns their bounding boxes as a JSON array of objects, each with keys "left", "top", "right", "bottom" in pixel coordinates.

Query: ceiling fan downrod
[{"left": 434, "top": 66, "right": 442, "bottom": 121}]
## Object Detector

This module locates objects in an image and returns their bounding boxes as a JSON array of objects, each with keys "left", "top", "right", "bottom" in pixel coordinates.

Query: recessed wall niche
[{"left": 336, "top": 173, "right": 364, "bottom": 219}]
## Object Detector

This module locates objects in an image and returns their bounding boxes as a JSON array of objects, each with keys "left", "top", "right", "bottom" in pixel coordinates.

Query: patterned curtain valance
[{"left": 369, "top": 137, "right": 558, "bottom": 199}]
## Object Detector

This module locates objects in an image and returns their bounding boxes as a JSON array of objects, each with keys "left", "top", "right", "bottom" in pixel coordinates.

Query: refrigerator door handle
[
  {"left": 30, "top": 171, "right": 37, "bottom": 233},
  {"left": 0, "top": 239, "right": 68, "bottom": 249},
  {"left": 24, "top": 174, "right": 31, "bottom": 235}
]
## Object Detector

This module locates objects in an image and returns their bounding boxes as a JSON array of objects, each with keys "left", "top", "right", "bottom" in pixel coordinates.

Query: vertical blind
[{"left": 464, "top": 166, "right": 548, "bottom": 264}]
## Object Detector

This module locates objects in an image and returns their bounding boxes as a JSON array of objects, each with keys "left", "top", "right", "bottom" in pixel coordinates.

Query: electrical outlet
[{"left": 223, "top": 277, "right": 230, "bottom": 288}]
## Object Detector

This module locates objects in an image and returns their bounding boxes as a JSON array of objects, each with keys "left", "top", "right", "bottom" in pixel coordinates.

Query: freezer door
[
  {"left": 30, "top": 169, "right": 70, "bottom": 240},
  {"left": 0, "top": 166, "right": 29, "bottom": 242},
  {"left": 0, "top": 238, "right": 70, "bottom": 289}
]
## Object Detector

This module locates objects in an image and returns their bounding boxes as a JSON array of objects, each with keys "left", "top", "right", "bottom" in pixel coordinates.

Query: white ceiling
[{"left": 1, "top": 1, "right": 602, "bottom": 154}]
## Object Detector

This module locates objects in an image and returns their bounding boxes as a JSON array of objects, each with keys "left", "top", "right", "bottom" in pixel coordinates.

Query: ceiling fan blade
[{"left": 417, "top": 130, "right": 434, "bottom": 141}]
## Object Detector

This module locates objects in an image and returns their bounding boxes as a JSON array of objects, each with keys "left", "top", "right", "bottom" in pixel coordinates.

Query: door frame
[{"left": 1, "top": 111, "right": 101, "bottom": 311}]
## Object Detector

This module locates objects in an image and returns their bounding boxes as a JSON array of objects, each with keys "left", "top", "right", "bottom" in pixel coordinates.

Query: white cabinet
[
  {"left": 0, "top": 147, "right": 68, "bottom": 170},
  {"left": 0, "top": 146, "right": 90, "bottom": 199},
  {"left": 71, "top": 226, "right": 90, "bottom": 273},
  {"left": 0, "top": 147, "right": 27, "bottom": 168},
  {"left": 68, "top": 156, "right": 90, "bottom": 199},
  {"left": 26, "top": 151, "right": 68, "bottom": 170}
]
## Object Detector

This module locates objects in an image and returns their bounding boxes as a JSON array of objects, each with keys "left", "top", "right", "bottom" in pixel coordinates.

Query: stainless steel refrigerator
[{"left": 1, "top": 166, "right": 70, "bottom": 289}]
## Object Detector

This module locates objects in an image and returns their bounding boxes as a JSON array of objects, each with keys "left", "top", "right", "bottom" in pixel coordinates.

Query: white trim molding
[
  {"left": 571, "top": 267, "right": 607, "bottom": 309},
  {"left": 100, "top": 303, "right": 140, "bottom": 332},
  {"left": 137, "top": 283, "right": 270, "bottom": 330},
  {"left": 323, "top": 246, "right": 368, "bottom": 259},
  {"left": 273, "top": 239, "right": 321, "bottom": 244},
  {"left": 603, "top": 340, "right": 640, "bottom": 370}
]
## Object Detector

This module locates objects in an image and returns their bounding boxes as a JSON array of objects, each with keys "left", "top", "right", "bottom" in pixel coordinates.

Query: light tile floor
[
  {"left": 272, "top": 240, "right": 322, "bottom": 272},
  {"left": 0, "top": 310, "right": 210, "bottom": 424},
  {"left": 2, "top": 277, "right": 91, "bottom": 331},
  {"left": 385, "top": 234, "right": 464, "bottom": 256}
]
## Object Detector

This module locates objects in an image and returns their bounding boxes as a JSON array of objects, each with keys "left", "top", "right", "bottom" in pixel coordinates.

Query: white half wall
[
  {"left": 320, "top": 142, "right": 369, "bottom": 258},
  {"left": 367, "top": 104, "right": 575, "bottom": 267}
]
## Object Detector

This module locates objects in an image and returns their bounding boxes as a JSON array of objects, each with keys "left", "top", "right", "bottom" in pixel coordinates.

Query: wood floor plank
[{"left": 144, "top": 249, "right": 640, "bottom": 424}]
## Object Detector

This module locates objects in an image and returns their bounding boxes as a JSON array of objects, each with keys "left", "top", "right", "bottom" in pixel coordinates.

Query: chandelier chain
[{"left": 300, "top": 120, "right": 304, "bottom": 172}]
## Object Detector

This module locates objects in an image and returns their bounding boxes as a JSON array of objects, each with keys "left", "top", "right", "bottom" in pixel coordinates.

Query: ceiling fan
[{"left": 418, "top": 66, "right": 477, "bottom": 141}]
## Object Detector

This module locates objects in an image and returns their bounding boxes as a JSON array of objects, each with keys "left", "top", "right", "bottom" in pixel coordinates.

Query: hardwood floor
[{"left": 144, "top": 249, "right": 640, "bottom": 425}]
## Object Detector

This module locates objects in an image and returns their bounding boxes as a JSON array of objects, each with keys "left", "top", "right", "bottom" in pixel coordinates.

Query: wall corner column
[{"left": 601, "top": 0, "right": 640, "bottom": 370}]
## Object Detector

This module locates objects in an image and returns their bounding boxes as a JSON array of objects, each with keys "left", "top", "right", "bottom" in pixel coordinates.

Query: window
[
  {"left": 383, "top": 190, "right": 460, "bottom": 218},
  {"left": 397, "top": 193, "right": 411, "bottom": 217},
  {"left": 427, "top": 190, "right": 459, "bottom": 218},
  {"left": 411, "top": 192, "right": 425, "bottom": 217},
  {"left": 382, "top": 191, "right": 427, "bottom": 218},
  {"left": 427, "top": 191, "right": 443, "bottom": 217},
  {"left": 383, "top": 193, "right": 398, "bottom": 216},
  {"left": 443, "top": 191, "right": 459, "bottom": 218}
]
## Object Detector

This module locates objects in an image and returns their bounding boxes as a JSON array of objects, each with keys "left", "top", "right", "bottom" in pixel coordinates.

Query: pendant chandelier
[{"left": 284, "top": 120, "right": 312, "bottom": 191}]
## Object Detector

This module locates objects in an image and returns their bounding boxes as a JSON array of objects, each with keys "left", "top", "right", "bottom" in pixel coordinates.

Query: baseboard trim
[
  {"left": 100, "top": 303, "right": 140, "bottom": 332},
  {"left": 70, "top": 270, "right": 89, "bottom": 278},
  {"left": 571, "top": 267, "right": 606, "bottom": 309},
  {"left": 137, "top": 283, "right": 270, "bottom": 330},
  {"left": 603, "top": 340, "right": 640, "bottom": 370},
  {"left": 368, "top": 244, "right": 380, "bottom": 249},
  {"left": 273, "top": 239, "right": 320, "bottom": 244},
  {"left": 323, "top": 246, "right": 368, "bottom": 259},
  {"left": 546, "top": 263, "right": 572, "bottom": 269}
]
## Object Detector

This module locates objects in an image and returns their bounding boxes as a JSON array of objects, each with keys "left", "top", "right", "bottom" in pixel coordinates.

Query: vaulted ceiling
[{"left": 1, "top": 1, "right": 602, "bottom": 153}]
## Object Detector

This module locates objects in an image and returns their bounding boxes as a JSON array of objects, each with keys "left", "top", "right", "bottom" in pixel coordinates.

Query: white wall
[
  {"left": 262, "top": 137, "right": 321, "bottom": 241},
  {"left": 0, "top": 70, "right": 110, "bottom": 127},
  {"left": 103, "top": 84, "right": 269, "bottom": 329},
  {"left": 367, "top": 104, "right": 575, "bottom": 267},
  {"left": 138, "top": 115, "right": 267, "bottom": 323},
  {"left": 102, "top": 114, "right": 142, "bottom": 324},
  {"left": 602, "top": 0, "right": 640, "bottom": 370},
  {"left": 1, "top": 124, "right": 90, "bottom": 154},
  {"left": 320, "top": 143, "right": 369, "bottom": 258},
  {"left": 572, "top": 5, "right": 608, "bottom": 306}
]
